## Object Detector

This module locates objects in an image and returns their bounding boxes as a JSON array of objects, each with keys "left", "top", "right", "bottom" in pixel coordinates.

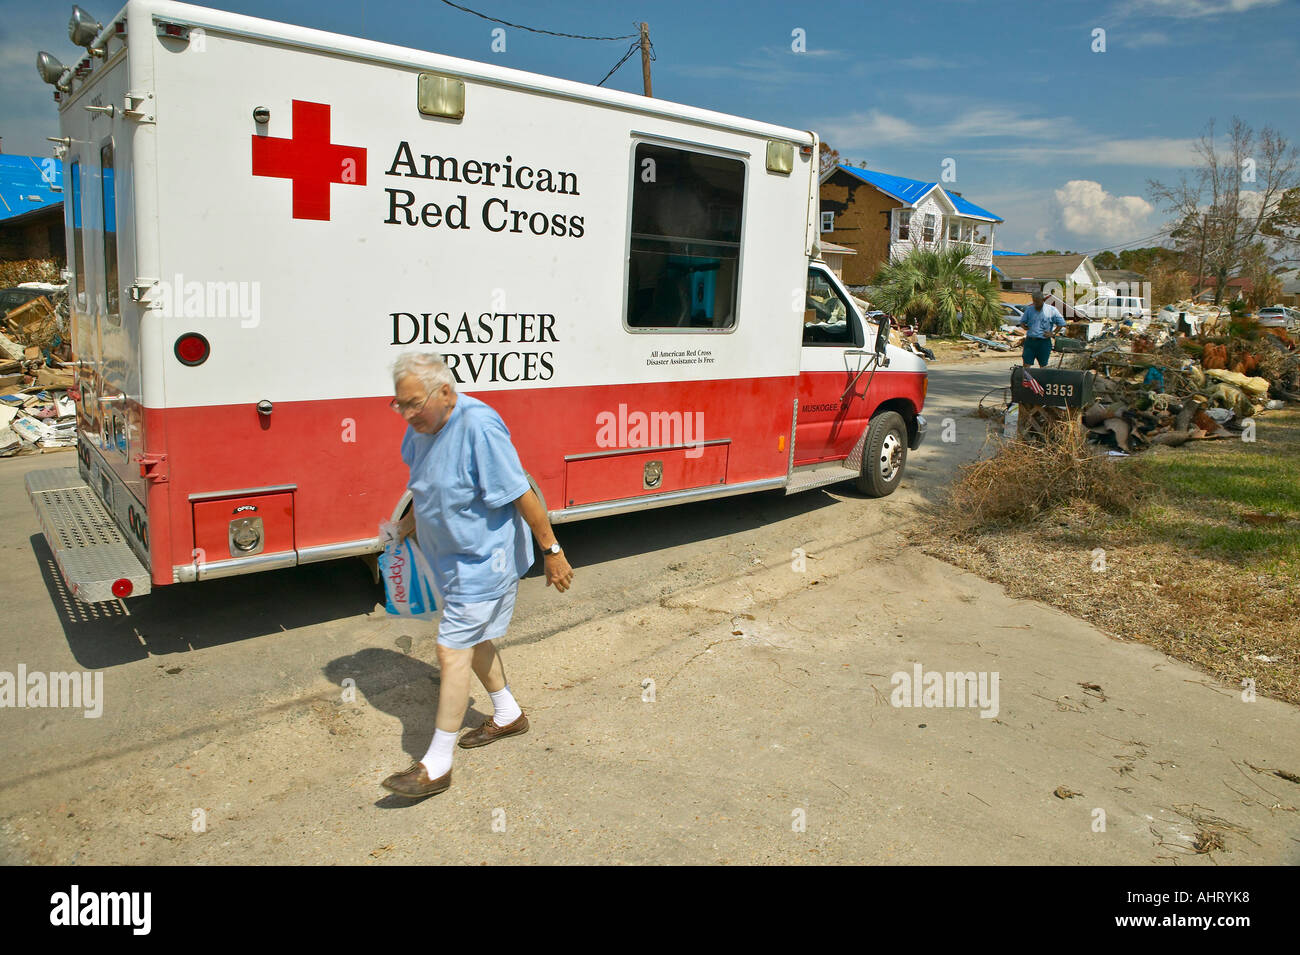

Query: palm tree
[{"left": 868, "top": 246, "right": 1001, "bottom": 336}]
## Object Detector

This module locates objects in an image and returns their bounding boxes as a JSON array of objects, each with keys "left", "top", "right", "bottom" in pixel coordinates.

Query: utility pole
[
  {"left": 639, "top": 22, "right": 652, "bottom": 97},
  {"left": 1195, "top": 211, "right": 1208, "bottom": 305}
]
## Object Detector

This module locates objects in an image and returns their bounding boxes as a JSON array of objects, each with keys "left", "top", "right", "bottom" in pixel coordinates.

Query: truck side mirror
[{"left": 874, "top": 314, "right": 890, "bottom": 357}]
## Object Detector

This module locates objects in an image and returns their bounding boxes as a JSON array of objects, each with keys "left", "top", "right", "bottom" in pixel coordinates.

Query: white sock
[
  {"left": 420, "top": 729, "right": 457, "bottom": 778},
  {"left": 489, "top": 685, "right": 522, "bottom": 726}
]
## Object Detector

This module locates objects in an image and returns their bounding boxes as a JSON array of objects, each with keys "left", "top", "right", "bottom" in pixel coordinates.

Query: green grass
[{"left": 1122, "top": 409, "right": 1300, "bottom": 577}]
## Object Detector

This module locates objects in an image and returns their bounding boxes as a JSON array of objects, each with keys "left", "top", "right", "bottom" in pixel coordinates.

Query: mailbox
[{"left": 1011, "top": 366, "right": 1095, "bottom": 409}]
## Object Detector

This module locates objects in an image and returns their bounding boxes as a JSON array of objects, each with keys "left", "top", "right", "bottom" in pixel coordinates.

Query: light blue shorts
[{"left": 436, "top": 583, "right": 518, "bottom": 650}]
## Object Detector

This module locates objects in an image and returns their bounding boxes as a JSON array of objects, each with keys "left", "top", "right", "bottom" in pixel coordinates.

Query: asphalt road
[{"left": 2, "top": 354, "right": 1297, "bottom": 864}]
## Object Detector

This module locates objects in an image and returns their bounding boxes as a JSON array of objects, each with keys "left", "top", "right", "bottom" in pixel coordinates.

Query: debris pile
[
  {"left": 848, "top": 296, "right": 935, "bottom": 359},
  {"left": 947, "top": 418, "right": 1145, "bottom": 532},
  {"left": 0, "top": 286, "right": 76, "bottom": 457},
  {"left": 1056, "top": 326, "right": 1298, "bottom": 454},
  {"left": 1145, "top": 300, "right": 1230, "bottom": 337},
  {"left": 961, "top": 301, "right": 1235, "bottom": 356},
  {"left": 961, "top": 324, "right": 1024, "bottom": 353}
]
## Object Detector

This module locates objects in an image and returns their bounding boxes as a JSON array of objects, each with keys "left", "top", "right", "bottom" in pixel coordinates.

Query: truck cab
[{"left": 794, "top": 259, "right": 927, "bottom": 496}]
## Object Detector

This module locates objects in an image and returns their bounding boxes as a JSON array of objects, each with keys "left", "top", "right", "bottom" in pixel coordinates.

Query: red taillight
[
  {"left": 112, "top": 578, "right": 133, "bottom": 598},
  {"left": 174, "top": 332, "right": 210, "bottom": 366}
]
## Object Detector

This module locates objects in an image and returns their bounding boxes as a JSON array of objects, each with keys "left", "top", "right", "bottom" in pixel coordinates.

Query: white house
[
  {"left": 819, "top": 165, "right": 1002, "bottom": 285},
  {"left": 992, "top": 253, "right": 1102, "bottom": 296}
]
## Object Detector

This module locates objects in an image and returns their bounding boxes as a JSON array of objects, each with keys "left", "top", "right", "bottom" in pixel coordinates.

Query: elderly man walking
[
  {"left": 1018, "top": 290, "right": 1066, "bottom": 367},
  {"left": 381, "top": 352, "right": 574, "bottom": 799}
]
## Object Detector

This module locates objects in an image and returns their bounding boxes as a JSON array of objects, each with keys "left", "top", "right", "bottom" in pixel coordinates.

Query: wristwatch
[{"left": 546, "top": 542, "right": 562, "bottom": 555}]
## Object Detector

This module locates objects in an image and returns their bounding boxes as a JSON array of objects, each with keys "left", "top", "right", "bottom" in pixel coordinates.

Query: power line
[
  {"left": 1069, "top": 228, "right": 1177, "bottom": 257},
  {"left": 435, "top": 0, "right": 638, "bottom": 41},
  {"left": 596, "top": 30, "right": 654, "bottom": 88},
  {"left": 596, "top": 41, "right": 642, "bottom": 87}
]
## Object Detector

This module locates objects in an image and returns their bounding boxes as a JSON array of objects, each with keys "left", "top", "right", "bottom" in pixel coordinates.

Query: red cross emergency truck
[{"left": 27, "top": 0, "right": 928, "bottom": 603}]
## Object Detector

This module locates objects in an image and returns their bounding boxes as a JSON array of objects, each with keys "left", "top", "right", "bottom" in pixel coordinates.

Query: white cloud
[
  {"left": 1126, "top": 0, "right": 1282, "bottom": 17},
  {"left": 943, "top": 108, "right": 1065, "bottom": 140},
  {"left": 814, "top": 101, "right": 1198, "bottom": 168},
  {"left": 1076, "top": 137, "right": 1199, "bottom": 166},
  {"left": 1118, "top": 30, "right": 1172, "bottom": 47},
  {"left": 1055, "top": 180, "right": 1154, "bottom": 239},
  {"left": 895, "top": 56, "right": 956, "bottom": 70},
  {"left": 817, "top": 109, "right": 926, "bottom": 150},
  {"left": 1237, "top": 189, "right": 1270, "bottom": 218},
  {"left": 964, "top": 137, "right": 1199, "bottom": 167},
  {"left": 815, "top": 107, "right": 1069, "bottom": 154},
  {"left": 670, "top": 45, "right": 847, "bottom": 86}
]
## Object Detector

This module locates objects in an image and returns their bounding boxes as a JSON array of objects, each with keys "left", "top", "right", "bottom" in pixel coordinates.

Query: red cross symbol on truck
[{"left": 251, "top": 100, "right": 367, "bottom": 221}]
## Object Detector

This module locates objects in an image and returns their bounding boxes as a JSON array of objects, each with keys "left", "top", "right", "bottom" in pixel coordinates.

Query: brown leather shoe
[
  {"left": 458, "top": 712, "right": 529, "bottom": 749},
  {"left": 381, "top": 761, "right": 451, "bottom": 798}
]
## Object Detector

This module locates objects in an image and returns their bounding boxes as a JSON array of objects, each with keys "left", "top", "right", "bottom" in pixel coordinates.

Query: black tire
[{"left": 855, "top": 411, "right": 908, "bottom": 497}]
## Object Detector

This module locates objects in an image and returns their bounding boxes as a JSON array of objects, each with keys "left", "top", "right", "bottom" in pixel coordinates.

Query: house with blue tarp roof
[
  {"left": 818, "top": 163, "right": 1002, "bottom": 286},
  {"left": 0, "top": 154, "right": 65, "bottom": 264}
]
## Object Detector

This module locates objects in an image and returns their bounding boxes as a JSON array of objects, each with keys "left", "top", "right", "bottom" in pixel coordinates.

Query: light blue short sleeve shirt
[
  {"left": 400, "top": 394, "right": 535, "bottom": 603},
  {"left": 1020, "top": 303, "right": 1066, "bottom": 339}
]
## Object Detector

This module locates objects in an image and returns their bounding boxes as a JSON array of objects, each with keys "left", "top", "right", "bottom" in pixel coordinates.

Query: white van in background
[{"left": 1083, "top": 295, "right": 1151, "bottom": 323}]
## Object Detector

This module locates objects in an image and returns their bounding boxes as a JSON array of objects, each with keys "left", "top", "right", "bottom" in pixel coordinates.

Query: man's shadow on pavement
[{"left": 323, "top": 647, "right": 489, "bottom": 808}]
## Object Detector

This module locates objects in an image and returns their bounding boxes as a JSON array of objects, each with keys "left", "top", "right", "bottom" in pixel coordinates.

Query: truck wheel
[{"left": 855, "top": 411, "right": 907, "bottom": 497}]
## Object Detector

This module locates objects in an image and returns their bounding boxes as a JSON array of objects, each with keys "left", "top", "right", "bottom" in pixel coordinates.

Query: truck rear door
[{"left": 67, "top": 57, "right": 148, "bottom": 515}]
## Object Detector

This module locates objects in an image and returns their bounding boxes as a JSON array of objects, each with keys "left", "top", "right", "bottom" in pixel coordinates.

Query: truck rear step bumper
[{"left": 25, "top": 467, "right": 151, "bottom": 603}]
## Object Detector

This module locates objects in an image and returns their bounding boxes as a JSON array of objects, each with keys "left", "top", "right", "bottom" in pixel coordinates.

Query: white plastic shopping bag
[{"left": 378, "top": 532, "right": 440, "bottom": 621}]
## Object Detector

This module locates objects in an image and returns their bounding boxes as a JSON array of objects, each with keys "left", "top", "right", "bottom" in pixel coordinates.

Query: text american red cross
[{"left": 251, "top": 100, "right": 367, "bottom": 221}]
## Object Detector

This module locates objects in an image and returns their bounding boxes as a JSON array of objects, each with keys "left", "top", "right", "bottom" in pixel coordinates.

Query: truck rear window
[
  {"left": 69, "top": 160, "right": 84, "bottom": 299},
  {"left": 626, "top": 142, "right": 744, "bottom": 331},
  {"left": 100, "top": 141, "right": 118, "bottom": 318}
]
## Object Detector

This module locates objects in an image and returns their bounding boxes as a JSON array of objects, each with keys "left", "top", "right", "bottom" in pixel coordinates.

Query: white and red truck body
[{"left": 27, "top": 0, "right": 927, "bottom": 602}]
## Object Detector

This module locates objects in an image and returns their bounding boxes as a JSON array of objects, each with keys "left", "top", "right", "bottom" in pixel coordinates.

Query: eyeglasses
[{"left": 390, "top": 391, "right": 433, "bottom": 415}]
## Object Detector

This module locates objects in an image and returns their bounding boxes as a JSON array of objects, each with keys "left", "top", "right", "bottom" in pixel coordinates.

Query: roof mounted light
[
  {"left": 69, "top": 5, "right": 103, "bottom": 49},
  {"left": 417, "top": 73, "right": 466, "bottom": 119},
  {"left": 36, "top": 51, "right": 67, "bottom": 86},
  {"left": 766, "top": 141, "right": 794, "bottom": 175}
]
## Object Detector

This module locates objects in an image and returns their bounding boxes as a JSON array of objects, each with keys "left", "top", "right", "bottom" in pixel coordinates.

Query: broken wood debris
[{"left": 0, "top": 285, "right": 77, "bottom": 457}]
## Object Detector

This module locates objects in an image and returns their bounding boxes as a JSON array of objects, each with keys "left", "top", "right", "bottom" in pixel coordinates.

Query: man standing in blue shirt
[
  {"left": 1018, "top": 290, "right": 1066, "bottom": 367},
  {"left": 381, "top": 352, "right": 574, "bottom": 799}
]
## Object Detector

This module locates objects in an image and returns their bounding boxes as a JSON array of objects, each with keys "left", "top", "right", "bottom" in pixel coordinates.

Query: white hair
[{"left": 392, "top": 352, "right": 456, "bottom": 393}]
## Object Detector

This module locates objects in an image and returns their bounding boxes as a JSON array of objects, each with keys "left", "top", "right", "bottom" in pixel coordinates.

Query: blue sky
[{"left": 2, "top": 0, "right": 1297, "bottom": 252}]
